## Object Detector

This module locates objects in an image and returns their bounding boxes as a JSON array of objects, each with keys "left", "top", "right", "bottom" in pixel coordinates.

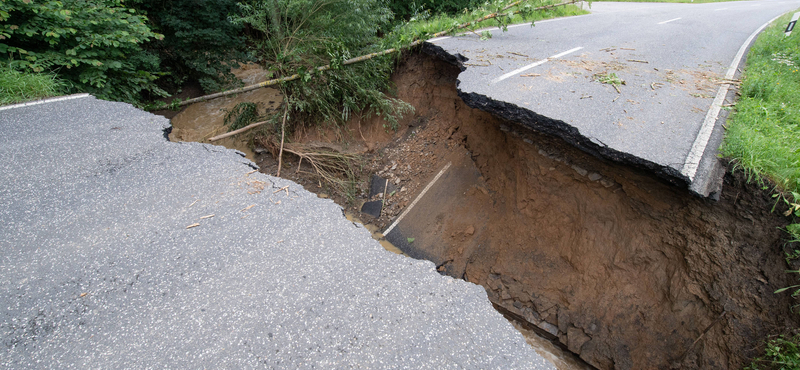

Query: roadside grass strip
[
  {"left": 721, "top": 8, "right": 800, "bottom": 240},
  {"left": 0, "top": 64, "right": 66, "bottom": 106},
  {"left": 723, "top": 11, "right": 800, "bottom": 368}
]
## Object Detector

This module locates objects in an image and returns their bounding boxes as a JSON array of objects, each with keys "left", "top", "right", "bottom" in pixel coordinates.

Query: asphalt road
[
  {"left": 0, "top": 95, "right": 553, "bottom": 369},
  {"left": 430, "top": 0, "right": 800, "bottom": 196}
]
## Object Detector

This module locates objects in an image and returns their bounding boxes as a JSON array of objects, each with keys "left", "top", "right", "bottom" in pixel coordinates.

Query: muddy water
[
  {"left": 344, "top": 212, "right": 407, "bottom": 256},
  {"left": 168, "top": 64, "right": 282, "bottom": 161},
  {"left": 514, "top": 322, "right": 594, "bottom": 370}
]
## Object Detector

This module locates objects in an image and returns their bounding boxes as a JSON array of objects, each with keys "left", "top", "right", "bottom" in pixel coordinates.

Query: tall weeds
[{"left": 232, "top": 0, "right": 412, "bottom": 132}]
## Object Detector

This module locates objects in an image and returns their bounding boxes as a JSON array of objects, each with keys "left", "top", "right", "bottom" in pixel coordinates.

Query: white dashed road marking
[
  {"left": 658, "top": 17, "right": 682, "bottom": 24},
  {"left": 490, "top": 46, "right": 583, "bottom": 84}
]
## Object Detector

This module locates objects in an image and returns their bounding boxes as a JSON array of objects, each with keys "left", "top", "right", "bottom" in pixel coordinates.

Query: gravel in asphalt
[{"left": 0, "top": 96, "right": 553, "bottom": 369}]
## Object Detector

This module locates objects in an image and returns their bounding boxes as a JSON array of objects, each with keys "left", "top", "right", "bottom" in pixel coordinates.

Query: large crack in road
[
  {"left": 160, "top": 44, "right": 800, "bottom": 370},
  {"left": 378, "top": 46, "right": 799, "bottom": 370}
]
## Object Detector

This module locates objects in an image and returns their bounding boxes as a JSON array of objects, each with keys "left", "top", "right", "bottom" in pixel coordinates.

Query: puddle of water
[
  {"left": 512, "top": 322, "right": 595, "bottom": 370},
  {"left": 345, "top": 212, "right": 406, "bottom": 256},
  {"left": 168, "top": 64, "right": 282, "bottom": 161}
]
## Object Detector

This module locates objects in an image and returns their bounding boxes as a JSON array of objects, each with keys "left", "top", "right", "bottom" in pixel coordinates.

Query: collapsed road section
[
  {"left": 377, "top": 46, "right": 799, "bottom": 370},
  {"left": 0, "top": 95, "right": 554, "bottom": 368}
]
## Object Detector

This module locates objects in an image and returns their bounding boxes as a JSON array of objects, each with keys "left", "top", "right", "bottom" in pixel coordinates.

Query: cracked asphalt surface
[{"left": 0, "top": 95, "right": 553, "bottom": 369}]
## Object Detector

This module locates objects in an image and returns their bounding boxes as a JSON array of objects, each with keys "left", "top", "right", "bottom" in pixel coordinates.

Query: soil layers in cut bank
[{"left": 370, "top": 45, "right": 799, "bottom": 370}]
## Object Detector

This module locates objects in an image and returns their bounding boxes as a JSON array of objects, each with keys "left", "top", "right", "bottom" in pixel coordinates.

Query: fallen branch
[
  {"left": 208, "top": 120, "right": 269, "bottom": 142},
  {"left": 175, "top": 0, "right": 578, "bottom": 107}
]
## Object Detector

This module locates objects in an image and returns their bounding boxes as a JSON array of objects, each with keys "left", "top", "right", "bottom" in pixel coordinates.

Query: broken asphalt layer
[
  {"left": 426, "top": 0, "right": 800, "bottom": 197},
  {"left": 0, "top": 95, "right": 553, "bottom": 369}
]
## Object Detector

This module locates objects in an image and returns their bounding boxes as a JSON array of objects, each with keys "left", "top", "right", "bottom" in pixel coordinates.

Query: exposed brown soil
[
  {"left": 378, "top": 49, "right": 800, "bottom": 370},
  {"left": 163, "top": 48, "right": 800, "bottom": 370}
]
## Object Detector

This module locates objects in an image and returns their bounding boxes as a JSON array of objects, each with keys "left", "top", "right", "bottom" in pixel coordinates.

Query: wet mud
[
  {"left": 382, "top": 47, "right": 800, "bottom": 369},
  {"left": 167, "top": 64, "right": 283, "bottom": 161}
]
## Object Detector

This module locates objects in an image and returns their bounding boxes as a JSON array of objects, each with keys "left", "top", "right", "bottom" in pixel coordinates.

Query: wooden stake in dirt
[
  {"left": 208, "top": 120, "right": 269, "bottom": 142},
  {"left": 277, "top": 105, "right": 288, "bottom": 177}
]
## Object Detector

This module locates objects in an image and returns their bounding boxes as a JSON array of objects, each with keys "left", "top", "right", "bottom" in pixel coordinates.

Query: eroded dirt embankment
[{"left": 383, "top": 46, "right": 799, "bottom": 369}]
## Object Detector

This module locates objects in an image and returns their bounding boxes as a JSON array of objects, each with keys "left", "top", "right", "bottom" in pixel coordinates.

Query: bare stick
[
  {"left": 295, "top": 156, "right": 303, "bottom": 174},
  {"left": 381, "top": 178, "right": 389, "bottom": 213},
  {"left": 676, "top": 311, "right": 728, "bottom": 364},
  {"left": 209, "top": 120, "right": 269, "bottom": 142},
  {"left": 277, "top": 105, "right": 288, "bottom": 177}
]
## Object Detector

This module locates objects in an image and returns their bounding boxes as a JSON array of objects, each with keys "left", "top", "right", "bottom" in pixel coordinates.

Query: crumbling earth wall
[{"left": 389, "top": 45, "right": 799, "bottom": 370}]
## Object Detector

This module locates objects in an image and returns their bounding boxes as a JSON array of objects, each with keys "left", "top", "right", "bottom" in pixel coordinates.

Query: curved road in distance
[{"left": 430, "top": 0, "right": 800, "bottom": 197}]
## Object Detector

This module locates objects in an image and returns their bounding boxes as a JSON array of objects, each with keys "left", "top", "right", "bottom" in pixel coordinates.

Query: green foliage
[
  {"left": 129, "top": 0, "right": 249, "bottom": 94},
  {"left": 385, "top": 0, "right": 589, "bottom": 48},
  {"left": 0, "top": 62, "right": 67, "bottom": 105},
  {"left": 746, "top": 333, "right": 800, "bottom": 370},
  {"left": 223, "top": 102, "right": 261, "bottom": 130},
  {"left": 721, "top": 9, "right": 800, "bottom": 243},
  {"left": 233, "top": 0, "right": 412, "bottom": 130},
  {"left": 0, "top": 0, "right": 166, "bottom": 103},
  {"left": 388, "top": 0, "right": 483, "bottom": 21}
]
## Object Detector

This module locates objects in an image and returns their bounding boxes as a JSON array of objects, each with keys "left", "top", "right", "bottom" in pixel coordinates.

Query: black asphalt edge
[
  {"left": 420, "top": 42, "right": 693, "bottom": 190},
  {"left": 385, "top": 225, "right": 444, "bottom": 265}
]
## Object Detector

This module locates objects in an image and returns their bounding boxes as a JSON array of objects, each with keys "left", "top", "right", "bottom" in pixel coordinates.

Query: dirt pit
[
  {"left": 379, "top": 48, "right": 800, "bottom": 370},
  {"left": 159, "top": 48, "right": 800, "bottom": 370}
]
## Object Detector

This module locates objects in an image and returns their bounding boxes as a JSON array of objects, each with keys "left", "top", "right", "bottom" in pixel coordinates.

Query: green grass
[
  {"left": 746, "top": 333, "right": 800, "bottom": 370},
  {"left": 720, "top": 9, "right": 800, "bottom": 239},
  {"left": 388, "top": 0, "right": 589, "bottom": 44},
  {"left": 0, "top": 64, "right": 67, "bottom": 106},
  {"left": 725, "top": 11, "right": 800, "bottom": 368}
]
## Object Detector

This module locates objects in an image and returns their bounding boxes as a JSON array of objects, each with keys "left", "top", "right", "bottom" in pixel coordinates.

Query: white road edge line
[
  {"left": 658, "top": 17, "right": 682, "bottom": 25},
  {"left": 490, "top": 46, "right": 583, "bottom": 84},
  {"left": 383, "top": 162, "right": 452, "bottom": 236},
  {"left": 681, "top": 12, "right": 784, "bottom": 181},
  {"left": 0, "top": 93, "right": 91, "bottom": 112}
]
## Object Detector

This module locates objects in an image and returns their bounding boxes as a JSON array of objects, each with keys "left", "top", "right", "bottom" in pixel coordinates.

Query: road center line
[
  {"left": 657, "top": 17, "right": 681, "bottom": 25},
  {"left": 681, "top": 13, "right": 784, "bottom": 181},
  {"left": 490, "top": 46, "right": 583, "bottom": 84},
  {"left": 714, "top": 8, "right": 728, "bottom": 11}
]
